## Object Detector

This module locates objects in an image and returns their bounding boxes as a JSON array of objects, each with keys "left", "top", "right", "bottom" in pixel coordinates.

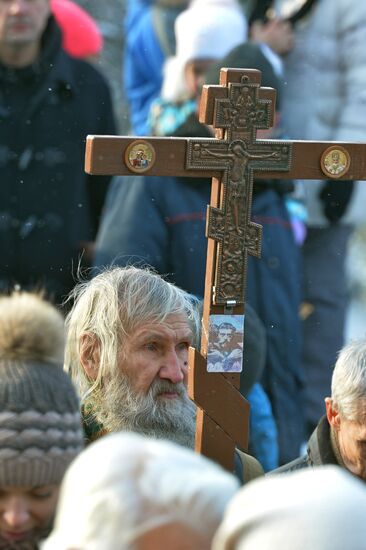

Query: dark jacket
[
  {"left": 0, "top": 17, "right": 116, "bottom": 302},
  {"left": 94, "top": 174, "right": 304, "bottom": 464},
  {"left": 273, "top": 415, "right": 339, "bottom": 473}
]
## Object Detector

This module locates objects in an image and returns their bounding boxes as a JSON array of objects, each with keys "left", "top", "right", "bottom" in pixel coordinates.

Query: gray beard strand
[{"left": 94, "top": 375, "right": 197, "bottom": 450}]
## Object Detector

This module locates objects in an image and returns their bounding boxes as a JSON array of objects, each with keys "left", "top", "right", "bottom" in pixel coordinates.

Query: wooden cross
[{"left": 85, "top": 68, "right": 366, "bottom": 472}]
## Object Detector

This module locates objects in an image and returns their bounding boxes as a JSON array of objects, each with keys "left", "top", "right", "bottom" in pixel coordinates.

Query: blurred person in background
[
  {"left": 245, "top": 0, "right": 366, "bottom": 439},
  {"left": 0, "top": 0, "right": 116, "bottom": 305},
  {"left": 275, "top": 338, "right": 366, "bottom": 481},
  {"left": 213, "top": 466, "right": 366, "bottom": 550},
  {"left": 43, "top": 432, "right": 240, "bottom": 550}
]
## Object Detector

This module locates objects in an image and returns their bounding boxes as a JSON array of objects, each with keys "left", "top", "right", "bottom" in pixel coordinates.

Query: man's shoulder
[{"left": 269, "top": 454, "right": 309, "bottom": 475}]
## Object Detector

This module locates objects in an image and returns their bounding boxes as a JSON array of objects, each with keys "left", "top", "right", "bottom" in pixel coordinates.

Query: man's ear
[
  {"left": 80, "top": 332, "right": 100, "bottom": 380},
  {"left": 325, "top": 397, "right": 341, "bottom": 430}
]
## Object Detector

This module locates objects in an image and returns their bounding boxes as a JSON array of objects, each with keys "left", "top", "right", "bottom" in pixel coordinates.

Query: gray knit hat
[{"left": 0, "top": 292, "right": 84, "bottom": 487}]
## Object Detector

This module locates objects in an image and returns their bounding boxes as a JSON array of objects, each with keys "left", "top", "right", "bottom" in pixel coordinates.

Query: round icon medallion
[
  {"left": 125, "top": 140, "right": 156, "bottom": 174},
  {"left": 320, "top": 146, "right": 350, "bottom": 179}
]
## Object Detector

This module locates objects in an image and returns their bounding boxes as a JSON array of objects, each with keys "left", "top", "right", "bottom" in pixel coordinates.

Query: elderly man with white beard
[{"left": 65, "top": 266, "right": 263, "bottom": 482}]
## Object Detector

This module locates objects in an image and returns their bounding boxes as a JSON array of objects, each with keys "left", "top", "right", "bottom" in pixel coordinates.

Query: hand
[
  {"left": 208, "top": 350, "right": 225, "bottom": 362},
  {"left": 227, "top": 348, "right": 242, "bottom": 361},
  {"left": 250, "top": 18, "right": 294, "bottom": 56}
]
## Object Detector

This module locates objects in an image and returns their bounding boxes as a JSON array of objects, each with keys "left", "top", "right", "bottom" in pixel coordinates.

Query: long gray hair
[{"left": 64, "top": 267, "right": 201, "bottom": 406}]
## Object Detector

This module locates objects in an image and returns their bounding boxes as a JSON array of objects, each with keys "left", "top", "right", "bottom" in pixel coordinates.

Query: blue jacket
[
  {"left": 95, "top": 175, "right": 304, "bottom": 464},
  {"left": 123, "top": 8, "right": 165, "bottom": 135}
]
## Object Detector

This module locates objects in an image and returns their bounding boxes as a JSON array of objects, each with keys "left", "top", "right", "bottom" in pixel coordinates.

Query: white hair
[
  {"left": 213, "top": 466, "right": 366, "bottom": 550},
  {"left": 42, "top": 432, "right": 239, "bottom": 550},
  {"left": 331, "top": 338, "right": 366, "bottom": 421}
]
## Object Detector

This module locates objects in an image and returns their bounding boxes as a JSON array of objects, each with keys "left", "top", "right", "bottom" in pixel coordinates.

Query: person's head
[
  {"left": 217, "top": 322, "right": 236, "bottom": 346},
  {"left": 325, "top": 338, "right": 366, "bottom": 481},
  {"left": 0, "top": 0, "right": 51, "bottom": 67},
  {"left": 65, "top": 267, "right": 201, "bottom": 447},
  {"left": 43, "top": 432, "right": 240, "bottom": 550},
  {"left": 204, "top": 41, "right": 284, "bottom": 137},
  {"left": 213, "top": 465, "right": 366, "bottom": 550},
  {"left": 0, "top": 291, "right": 83, "bottom": 548},
  {"left": 161, "top": 0, "right": 247, "bottom": 103}
]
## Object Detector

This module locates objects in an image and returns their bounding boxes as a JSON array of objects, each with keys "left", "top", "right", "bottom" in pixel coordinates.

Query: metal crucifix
[{"left": 85, "top": 67, "right": 365, "bottom": 472}]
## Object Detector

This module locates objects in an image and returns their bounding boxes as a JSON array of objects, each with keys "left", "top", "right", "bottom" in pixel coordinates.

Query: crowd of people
[{"left": 0, "top": 0, "right": 365, "bottom": 548}]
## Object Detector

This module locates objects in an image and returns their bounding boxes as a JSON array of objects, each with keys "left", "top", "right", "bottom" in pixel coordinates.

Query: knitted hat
[
  {"left": 161, "top": 0, "right": 248, "bottom": 102},
  {"left": 205, "top": 41, "right": 283, "bottom": 107},
  {"left": 0, "top": 292, "right": 83, "bottom": 487},
  {"left": 51, "top": 0, "right": 103, "bottom": 59}
]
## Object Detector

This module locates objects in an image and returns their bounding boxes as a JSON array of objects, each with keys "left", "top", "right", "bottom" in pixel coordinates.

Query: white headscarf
[{"left": 162, "top": 0, "right": 248, "bottom": 102}]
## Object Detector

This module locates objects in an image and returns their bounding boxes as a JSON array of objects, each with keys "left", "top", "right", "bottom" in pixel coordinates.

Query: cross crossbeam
[{"left": 85, "top": 68, "right": 362, "bottom": 472}]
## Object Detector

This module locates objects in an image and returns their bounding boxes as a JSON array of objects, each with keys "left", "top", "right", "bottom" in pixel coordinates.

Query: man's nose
[
  {"left": 9, "top": 0, "right": 29, "bottom": 14},
  {"left": 159, "top": 350, "right": 185, "bottom": 384},
  {"left": 3, "top": 499, "right": 30, "bottom": 529}
]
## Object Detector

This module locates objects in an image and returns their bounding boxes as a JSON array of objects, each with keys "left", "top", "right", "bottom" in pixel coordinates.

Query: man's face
[
  {"left": 327, "top": 399, "right": 366, "bottom": 481},
  {"left": 95, "top": 313, "right": 196, "bottom": 448},
  {"left": 185, "top": 58, "right": 215, "bottom": 99},
  {"left": 118, "top": 313, "right": 193, "bottom": 396},
  {"left": 337, "top": 414, "right": 366, "bottom": 481},
  {"left": 0, "top": 0, "right": 50, "bottom": 47},
  {"left": 218, "top": 327, "right": 234, "bottom": 346}
]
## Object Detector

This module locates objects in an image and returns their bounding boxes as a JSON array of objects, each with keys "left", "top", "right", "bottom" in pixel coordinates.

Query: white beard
[{"left": 95, "top": 374, "right": 197, "bottom": 449}]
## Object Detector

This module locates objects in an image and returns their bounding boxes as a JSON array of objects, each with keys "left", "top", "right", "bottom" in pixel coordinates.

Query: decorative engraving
[
  {"left": 320, "top": 145, "right": 350, "bottom": 179},
  {"left": 125, "top": 140, "right": 156, "bottom": 173},
  {"left": 187, "top": 71, "right": 293, "bottom": 305}
]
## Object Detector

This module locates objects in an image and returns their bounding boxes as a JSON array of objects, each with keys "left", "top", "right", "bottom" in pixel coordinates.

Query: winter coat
[
  {"left": 272, "top": 415, "right": 339, "bottom": 473},
  {"left": 274, "top": 0, "right": 366, "bottom": 226},
  {"left": 123, "top": 7, "right": 165, "bottom": 135},
  {"left": 0, "top": 17, "right": 116, "bottom": 301},
  {"left": 94, "top": 174, "right": 304, "bottom": 464}
]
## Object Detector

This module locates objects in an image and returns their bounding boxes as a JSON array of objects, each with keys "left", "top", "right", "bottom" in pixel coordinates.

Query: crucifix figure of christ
[{"left": 85, "top": 67, "right": 364, "bottom": 472}]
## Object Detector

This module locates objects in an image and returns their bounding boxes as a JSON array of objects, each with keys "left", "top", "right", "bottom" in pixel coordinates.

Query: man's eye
[
  {"left": 145, "top": 342, "right": 158, "bottom": 351},
  {"left": 31, "top": 491, "right": 52, "bottom": 500},
  {"left": 178, "top": 342, "right": 189, "bottom": 351}
]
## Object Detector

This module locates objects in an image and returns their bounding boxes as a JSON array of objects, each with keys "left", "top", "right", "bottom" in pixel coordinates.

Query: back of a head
[
  {"left": 65, "top": 267, "right": 201, "bottom": 398},
  {"left": 0, "top": 291, "right": 83, "bottom": 487},
  {"left": 205, "top": 42, "right": 283, "bottom": 108},
  {"left": 213, "top": 465, "right": 366, "bottom": 550},
  {"left": 43, "top": 432, "right": 240, "bottom": 549}
]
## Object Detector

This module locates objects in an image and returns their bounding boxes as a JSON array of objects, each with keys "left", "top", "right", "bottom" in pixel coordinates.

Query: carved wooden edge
[
  {"left": 195, "top": 408, "right": 236, "bottom": 472},
  {"left": 188, "top": 347, "right": 249, "bottom": 450}
]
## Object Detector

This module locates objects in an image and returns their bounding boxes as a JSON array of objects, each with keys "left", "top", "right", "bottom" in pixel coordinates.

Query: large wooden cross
[{"left": 85, "top": 68, "right": 366, "bottom": 472}]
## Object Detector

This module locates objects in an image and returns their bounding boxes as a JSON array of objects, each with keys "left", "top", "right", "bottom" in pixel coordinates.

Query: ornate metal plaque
[{"left": 187, "top": 74, "right": 292, "bottom": 305}]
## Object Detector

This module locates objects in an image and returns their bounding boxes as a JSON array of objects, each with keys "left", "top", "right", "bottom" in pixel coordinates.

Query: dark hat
[{"left": 205, "top": 42, "right": 282, "bottom": 107}]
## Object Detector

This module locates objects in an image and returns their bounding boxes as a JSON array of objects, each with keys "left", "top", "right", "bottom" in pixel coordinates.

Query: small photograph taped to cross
[{"left": 207, "top": 314, "right": 244, "bottom": 373}]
